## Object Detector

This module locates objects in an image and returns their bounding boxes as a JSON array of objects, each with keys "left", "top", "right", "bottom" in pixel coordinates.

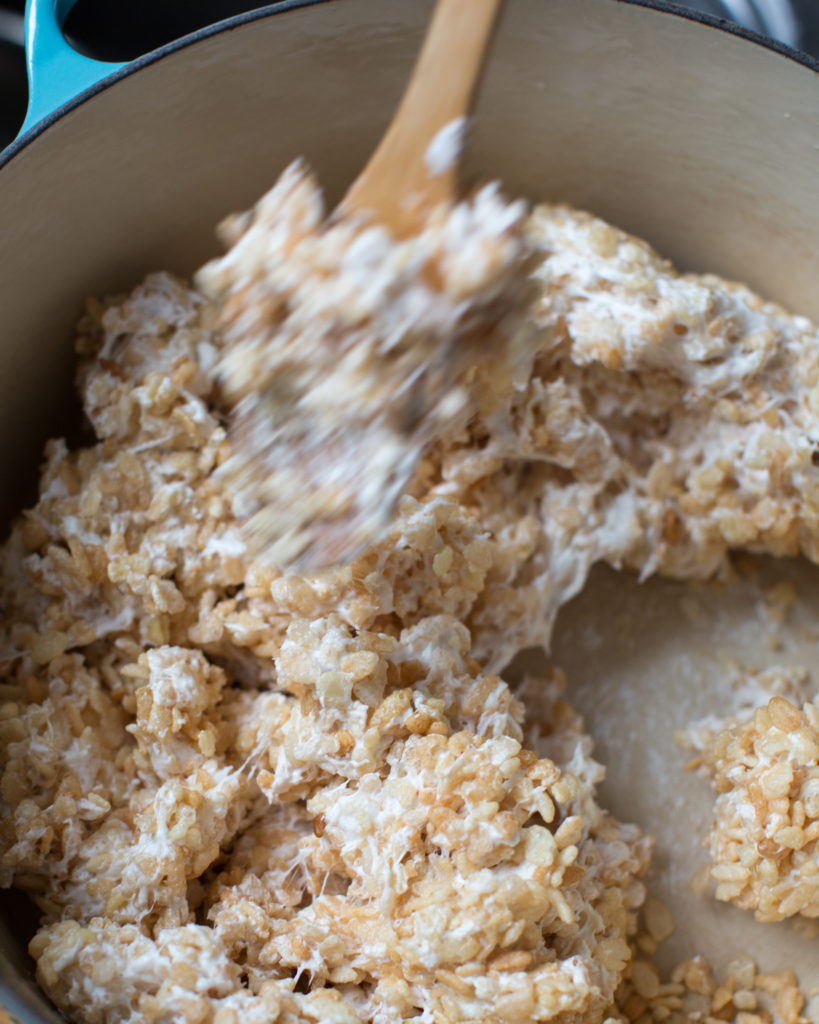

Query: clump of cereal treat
[
  {"left": 5, "top": 186, "right": 819, "bottom": 1023},
  {"left": 690, "top": 693, "right": 819, "bottom": 921},
  {"left": 196, "top": 160, "right": 537, "bottom": 570}
]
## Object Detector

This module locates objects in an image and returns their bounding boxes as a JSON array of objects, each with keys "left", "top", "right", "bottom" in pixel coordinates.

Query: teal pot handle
[{"left": 20, "top": 0, "right": 126, "bottom": 135}]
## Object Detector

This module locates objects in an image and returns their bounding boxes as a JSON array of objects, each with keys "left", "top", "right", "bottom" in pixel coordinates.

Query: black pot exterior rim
[{"left": 2, "top": 0, "right": 819, "bottom": 173}]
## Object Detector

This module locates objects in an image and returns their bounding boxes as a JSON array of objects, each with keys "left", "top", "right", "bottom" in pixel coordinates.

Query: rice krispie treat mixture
[{"left": 2, "top": 162, "right": 819, "bottom": 1023}]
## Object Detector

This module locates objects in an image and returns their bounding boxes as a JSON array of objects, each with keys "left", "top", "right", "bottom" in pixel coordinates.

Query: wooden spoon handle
[{"left": 341, "top": 0, "right": 505, "bottom": 235}]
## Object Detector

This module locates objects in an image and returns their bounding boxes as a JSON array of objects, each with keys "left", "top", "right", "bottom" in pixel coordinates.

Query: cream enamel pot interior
[{"left": 2, "top": 1, "right": 819, "bottom": 1020}]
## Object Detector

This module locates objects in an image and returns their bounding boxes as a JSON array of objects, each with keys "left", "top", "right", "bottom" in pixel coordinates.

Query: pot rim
[{"left": 2, "top": 0, "right": 818, "bottom": 174}]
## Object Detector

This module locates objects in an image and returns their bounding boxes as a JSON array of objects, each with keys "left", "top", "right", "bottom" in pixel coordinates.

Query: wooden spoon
[{"left": 341, "top": 0, "right": 506, "bottom": 233}]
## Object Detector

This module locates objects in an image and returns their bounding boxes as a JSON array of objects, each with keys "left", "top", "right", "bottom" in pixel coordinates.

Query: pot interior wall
[{"left": 2, "top": 0, "right": 819, "bottom": 1019}]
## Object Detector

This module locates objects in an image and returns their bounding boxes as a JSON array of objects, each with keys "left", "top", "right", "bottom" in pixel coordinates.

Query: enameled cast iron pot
[{"left": 1, "top": 0, "right": 819, "bottom": 1019}]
